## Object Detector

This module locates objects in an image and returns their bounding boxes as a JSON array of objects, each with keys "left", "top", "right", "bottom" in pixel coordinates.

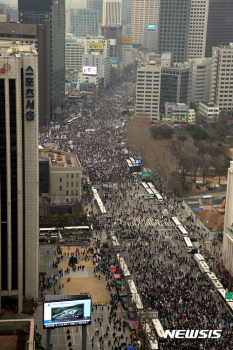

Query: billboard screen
[
  {"left": 122, "top": 38, "right": 132, "bottom": 45},
  {"left": 83, "top": 66, "right": 97, "bottom": 75},
  {"left": 43, "top": 298, "right": 91, "bottom": 328},
  {"left": 87, "top": 42, "right": 103, "bottom": 52},
  {"left": 147, "top": 24, "right": 156, "bottom": 30},
  {"left": 109, "top": 57, "right": 119, "bottom": 64},
  {"left": 135, "top": 159, "right": 142, "bottom": 164}
]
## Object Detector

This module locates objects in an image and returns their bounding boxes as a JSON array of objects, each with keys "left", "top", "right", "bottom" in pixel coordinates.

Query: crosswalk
[{"left": 115, "top": 217, "right": 173, "bottom": 228}]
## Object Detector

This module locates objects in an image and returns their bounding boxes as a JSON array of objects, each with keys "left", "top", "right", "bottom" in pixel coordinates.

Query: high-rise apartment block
[
  {"left": 65, "top": 35, "right": 85, "bottom": 71},
  {"left": 121, "top": 0, "right": 132, "bottom": 24},
  {"left": 87, "top": 0, "right": 94, "bottom": 9},
  {"left": 205, "top": 0, "right": 233, "bottom": 58},
  {"left": 136, "top": 62, "right": 161, "bottom": 122},
  {"left": 18, "top": 0, "right": 65, "bottom": 117},
  {"left": 131, "top": 0, "right": 159, "bottom": 48},
  {"left": 188, "top": 0, "right": 209, "bottom": 59},
  {"left": 158, "top": 0, "right": 191, "bottom": 63},
  {"left": 0, "top": 48, "right": 39, "bottom": 313},
  {"left": 209, "top": 43, "right": 233, "bottom": 112},
  {"left": 102, "top": 0, "right": 122, "bottom": 26}
]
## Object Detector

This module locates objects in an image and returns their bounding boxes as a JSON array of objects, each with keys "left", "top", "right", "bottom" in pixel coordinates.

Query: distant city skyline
[{"left": 2, "top": 0, "right": 86, "bottom": 8}]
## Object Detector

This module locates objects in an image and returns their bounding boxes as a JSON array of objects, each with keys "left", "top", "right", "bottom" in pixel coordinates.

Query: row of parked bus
[
  {"left": 171, "top": 216, "right": 199, "bottom": 254},
  {"left": 194, "top": 254, "right": 233, "bottom": 317},
  {"left": 141, "top": 182, "right": 163, "bottom": 202}
]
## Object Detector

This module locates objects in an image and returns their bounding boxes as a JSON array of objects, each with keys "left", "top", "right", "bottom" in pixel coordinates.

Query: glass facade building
[
  {"left": 39, "top": 157, "right": 49, "bottom": 194},
  {"left": 70, "top": 9, "right": 99, "bottom": 37},
  {"left": 18, "top": 0, "right": 65, "bottom": 117},
  {"left": 93, "top": 0, "right": 103, "bottom": 24},
  {"left": 160, "top": 67, "right": 190, "bottom": 113},
  {"left": 205, "top": 0, "right": 233, "bottom": 58},
  {"left": 158, "top": 0, "right": 191, "bottom": 63}
]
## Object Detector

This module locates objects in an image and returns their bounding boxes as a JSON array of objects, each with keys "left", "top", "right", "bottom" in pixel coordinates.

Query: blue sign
[
  {"left": 25, "top": 66, "right": 35, "bottom": 121},
  {"left": 135, "top": 159, "right": 142, "bottom": 164},
  {"left": 109, "top": 57, "right": 119, "bottom": 64},
  {"left": 147, "top": 24, "right": 156, "bottom": 30}
]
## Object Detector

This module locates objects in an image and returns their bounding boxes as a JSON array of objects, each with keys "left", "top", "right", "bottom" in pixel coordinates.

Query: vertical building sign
[{"left": 25, "top": 66, "right": 35, "bottom": 121}]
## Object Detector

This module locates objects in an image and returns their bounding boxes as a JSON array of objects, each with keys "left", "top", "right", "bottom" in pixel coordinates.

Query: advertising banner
[
  {"left": 147, "top": 24, "right": 156, "bottom": 30},
  {"left": 87, "top": 42, "right": 103, "bottom": 52},
  {"left": 83, "top": 66, "right": 97, "bottom": 75},
  {"left": 109, "top": 57, "right": 119, "bottom": 64},
  {"left": 122, "top": 38, "right": 132, "bottom": 45}
]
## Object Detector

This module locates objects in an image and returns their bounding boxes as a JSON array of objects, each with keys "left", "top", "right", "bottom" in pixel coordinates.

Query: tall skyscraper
[
  {"left": 188, "top": 0, "right": 209, "bottom": 59},
  {"left": 102, "top": 0, "right": 122, "bottom": 26},
  {"left": 209, "top": 43, "right": 233, "bottom": 112},
  {"left": 93, "top": 0, "right": 103, "bottom": 24},
  {"left": 18, "top": 0, "right": 65, "bottom": 117},
  {"left": 158, "top": 0, "right": 191, "bottom": 63},
  {"left": 205, "top": 0, "right": 233, "bottom": 58},
  {"left": 131, "top": 0, "right": 159, "bottom": 47},
  {"left": 121, "top": 0, "right": 132, "bottom": 24},
  {"left": 87, "top": 0, "right": 94, "bottom": 9},
  {"left": 0, "top": 46, "right": 39, "bottom": 313},
  {"left": 70, "top": 9, "right": 99, "bottom": 37}
]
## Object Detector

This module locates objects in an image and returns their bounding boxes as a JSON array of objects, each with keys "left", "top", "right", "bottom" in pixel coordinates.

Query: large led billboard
[
  {"left": 83, "top": 66, "right": 97, "bottom": 75},
  {"left": 147, "top": 24, "right": 156, "bottom": 30},
  {"left": 43, "top": 298, "right": 91, "bottom": 328}
]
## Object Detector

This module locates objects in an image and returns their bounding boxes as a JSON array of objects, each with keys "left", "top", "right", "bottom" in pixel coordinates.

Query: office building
[
  {"left": 209, "top": 43, "right": 233, "bottom": 112},
  {"left": 82, "top": 36, "right": 110, "bottom": 86},
  {"left": 131, "top": 0, "right": 159, "bottom": 47},
  {"left": 65, "top": 35, "right": 85, "bottom": 71},
  {"left": 18, "top": 0, "right": 65, "bottom": 118},
  {"left": 87, "top": 0, "right": 94, "bottom": 9},
  {"left": 0, "top": 47, "right": 39, "bottom": 312},
  {"left": 136, "top": 62, "right": 161, "bottom": 122},
  {"left": 165, "top": 102, "right": 189, "bottom": 123},
  {"left": 122, "top": 44, "right": 132, "bottom": 66},
  {"left": 69, "top": 8, "right": 99, "bottom": 38},
  {"left": 0, "top": 8, "right": 10, "bottom": 22},
  {"left": 198, "top": 102, "right": 219, "bottom": 123},
  {"left": 100, "top": 25, "right": 122, "bottom": 59},
  {"left": 205, "top": 0, "right": 233, "bottom": 58},
  {"left": 0, "top": 21, "right": 51, "bottom": 127},
  {"left": 160, "top": 63, "right": 191, "bottom": 113},
  {"left": 121, "top": 0, "right": 132, "bottom": 24},
  {"left": 189, "top": 57, "right": 212, "bottom": 106},
  {"left": 188, "top": 0, "right": 209, "bottom": 59},
  {"left": 223, "top": 161, "right": 233, "bottom": 281},
  {"left": 188, "top": 109, "right": 196, "bottom": 124},
  {"left": 39, "top": 149, "right": 82, "bottom": 204},
  {"left": 143, "top": 25, "right": 158, "bottom": 51},
  {"left": 102, "top": 0, "right": 122, "bottom": 26},
  {"left": 93, "top": 0, "right": 103, "bottom": 24},
  {"left": 158, "top": 0, "right": 191, "bottom": 63}
]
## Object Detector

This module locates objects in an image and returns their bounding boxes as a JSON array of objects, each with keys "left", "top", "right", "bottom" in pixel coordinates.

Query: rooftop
[
  {"left": 0, "top": 41, "right": 37, "bottom": 56},
  {"left": 200, "top": 101, "right": 219, "bottom": 108},
  {"left": 39, "top": 149, "right": 81, "bottom": 168}
]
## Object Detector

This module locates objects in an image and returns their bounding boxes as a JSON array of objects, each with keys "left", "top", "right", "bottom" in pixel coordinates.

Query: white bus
[
  {"left": 154, "top": 192, "right": 163, "bottom": 202},
  {"left": 177, "top": 225, "right": 188, "bottom": 237},
  {"left": 206, "top": 272, "right": 218, "bottom": 283},
  {"left": 147, "top": 182, "right": 156, "bottom": 190},
  {"left": 227, "top": 301, "right": 233, "bottom": 317},
  {"left": 147, "top": 189, "right": 155, "bottom": 198},
  {"left": 65, "top": 226, "right": 90, "bottom": 233},
  {"left": 39, "top": 227, "right": 57, "bottom": 235},
  {"left": 183, "top": 236, "right": 193, "bottom": 253},
  {"left": 144, "top": 323, "right": 158, "bottom": 350},
  {"left": 171, "top": 216, "right": 181, "bottom": 227},
  {"left": 152, "top": 319, "right": 166, "bottom": 344},
  {"left": 211, "top": 279, "right": 224, "bottom": 290},
  {"left": 141, "top": 182, "right": 149, "bottom": 191},
  {"left": 198, "top": 260, "right": 210, "bottom": 273}
]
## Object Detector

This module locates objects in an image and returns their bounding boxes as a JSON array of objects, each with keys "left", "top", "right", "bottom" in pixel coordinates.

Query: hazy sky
[{"left": 6, "top": 0, "right": 87, "bottom": 9}]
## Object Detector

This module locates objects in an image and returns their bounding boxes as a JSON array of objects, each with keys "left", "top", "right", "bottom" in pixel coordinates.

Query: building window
[
  {"left": 76, "top": 181, "right": 78, "bottom": 187},
  {"left": 71, "top": 174, "right": 73, "bottom": 178},
  {"left": 71, "top": 182, "right": 73, "bottom": 187},
  {"left": 60, "top": 178, "right": 62, "bottom": 182},
  {"left": 71, "top": 190, "right": 73, "bottom": 195},
  {"left": 66, "top": 199, "right": 68, "bottom": 203},
  {"left": 66, "top": 190, "right": 69, "bottom": 195},
  {"left": 66, "top": 182, "right": 69, "bottom": 187},
  {"left": 76, "top": 190, "right": 78, "bottom": 195},
  {"left": 60, "top": 186, "right": 62, "bottom": 191},
  {"left": 66, "top": 174, "right": 69, "bottom": 178},
  {"left": 76, "top": 173, "right": 78, "bottom": 178}
]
